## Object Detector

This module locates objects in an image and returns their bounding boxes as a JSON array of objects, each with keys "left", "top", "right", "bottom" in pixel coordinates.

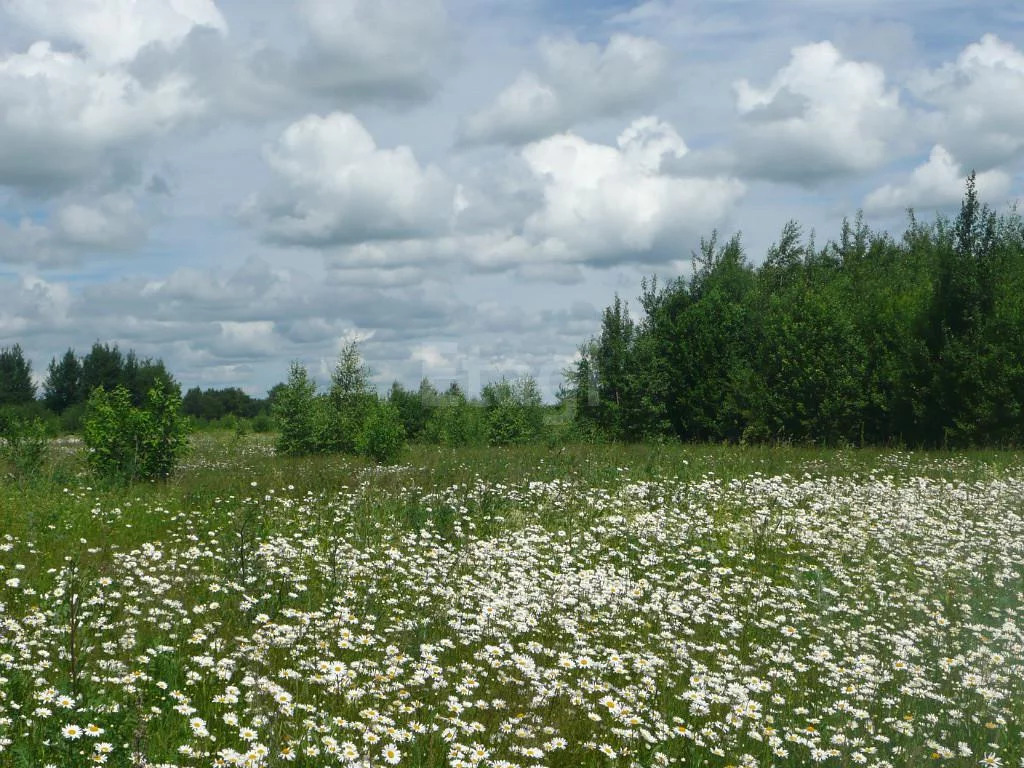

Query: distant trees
[
  {"left": 273, "top": 342, "right": 408, "bottom": 463},
  {"left": 182, "top": 387, "right": 266, "bottom": 422},
  {"left": 565, "top": 176, "right": 1024, "bottom": 447},
  {"left": 271, "top": 342, "right": 557, "bottom": 459}
]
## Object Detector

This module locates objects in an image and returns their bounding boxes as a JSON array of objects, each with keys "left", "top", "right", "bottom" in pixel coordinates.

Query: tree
[
  {"left": 0, "top": 344, "right": 36, "bottom": 406},
  {"left": 388, "top": 379, "right": 435, "bottom": 441},
  {"left": 273, "top": 362, "right": 318, "bottom": 456},
  {"left": 319, "top": 341, "right": 376, "bottom": 453},
  {"left": 356, "top": 401, "right": 406, "bottom": 463},
  {"left": 82, "top": 381, "right": 189, "bottom": 482},
  {"left": 81, "top": 342, "right": 125, "bottom": 396},
  {"left": 43, "top": 349, "right": 82, "bottom": 413},
  {"left": 482, "top": 376, "right": 544, "bottom": 446}
]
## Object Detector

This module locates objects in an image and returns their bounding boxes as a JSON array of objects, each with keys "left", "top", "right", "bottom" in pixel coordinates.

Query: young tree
[
  {"left": 0, "top": 344, "right": 36, "bottom": 406},
  {"left": 43, "top": 349, "right": 83, "bottom": 413},
  {"left": 356, "top": 400, "right": 406, "bottom": 464},
  {"left": 273, "top": 362, "right": 318, "bottom": 456},
  {"left": 482, "top": 376, "right": 544, "bottom": 446},
  {"left": 82, "top": 381, "right": 189, "bottom": 482},
  {"left": 320, "top": 341, "right": 376, "bottom": 453}
]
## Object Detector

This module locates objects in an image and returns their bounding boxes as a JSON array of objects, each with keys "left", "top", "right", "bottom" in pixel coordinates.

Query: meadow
[{"left": 1, "top": 436, "right": 1022, "bottom": 768}]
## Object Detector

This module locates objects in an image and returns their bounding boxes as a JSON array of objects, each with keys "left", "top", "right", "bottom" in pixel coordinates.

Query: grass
[{"left": 1, "top": 434, "right": 1022, "bottom": 767}]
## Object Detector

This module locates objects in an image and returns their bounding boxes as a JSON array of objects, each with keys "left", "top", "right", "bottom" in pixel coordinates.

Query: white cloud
[
  {"left": 297, "top": 0, "right": 449, "bottom": 100},
  {"left": 0, "top": 42, "right": 205, "bottom": 192},
  {"left": 2, "top": 0, "right": 227, "bottom": 65},
  {"left": 910, "top": 34, "right": 1024, "bottom": 169},
  {"left": 509, "top": 116, "right": 744, "bottom": 266},
  {"left": 864, "top": 145, "right": 1013, "bottom": 214},
  {"left": 0, "top": 194, "right": 147, "bottom": 266},
  {"left": 462, "top": 34, "right": 670, "bottom": 145},
  {"left": 54, "top": 194, "right": 147, "bottom": 250},
  {"left": 248, "top": 112, "right": 454, "bottom": 246},
  {"left": 734, "top": 41, "right": 905, "bottom": 183}
]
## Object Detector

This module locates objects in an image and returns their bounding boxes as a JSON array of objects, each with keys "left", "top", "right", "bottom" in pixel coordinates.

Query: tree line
[
  {"left": 4, "top": 175, "right": 1022, "bottom": 463},
  {"left": 565, "top": 175, "right": 1024, "bottom": 447}
]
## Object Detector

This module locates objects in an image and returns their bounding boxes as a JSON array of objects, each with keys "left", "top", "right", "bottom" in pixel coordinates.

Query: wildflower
[{"left": 381, "top": 743, "right": 401, "bottom": 765}]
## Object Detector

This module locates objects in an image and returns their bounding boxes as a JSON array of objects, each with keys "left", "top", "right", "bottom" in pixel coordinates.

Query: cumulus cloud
[
  {"left": 295, "top": 0, "right": 450, "bottom": 102},
  {"left": 461, "top": 34, "right": 670, "bottom": 145},
  {"left": 910, "top": 34, "right": 1024, "bottom": 169},
  {"left": 246, "top": 112, "right": 454, "bottom": 246},
  {"left": 0, "top": 42, "right": 205, "bottom": 193},
  {"left": 733, "top": 41, "right": 905, "bottom": 183},
  {"left": 505, "top": 116, "right": 744, "bottom": 266},
  {"left": 2, "top": 0, "right": 227, "bottom": 65},
  {"left": 864, "top": 145, "right": 1013, "bottom": 215},
  {"left": 0, "top": 194, "right": 147, "bottom": 266}
]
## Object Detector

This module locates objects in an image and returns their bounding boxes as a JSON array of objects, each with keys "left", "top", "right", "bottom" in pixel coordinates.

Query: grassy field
[{"left": 1, "top": 435, "right": 1022, "bottom": 767}]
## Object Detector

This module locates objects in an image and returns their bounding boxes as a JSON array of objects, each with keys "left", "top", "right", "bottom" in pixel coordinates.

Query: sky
[{"left": 1, "top": 0, "right": 1022, "bottom": 399}]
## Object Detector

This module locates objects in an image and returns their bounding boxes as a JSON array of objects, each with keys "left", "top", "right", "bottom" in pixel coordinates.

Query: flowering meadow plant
[{"left": 0, "top": 443, "right": 1022, "bottom": 767}]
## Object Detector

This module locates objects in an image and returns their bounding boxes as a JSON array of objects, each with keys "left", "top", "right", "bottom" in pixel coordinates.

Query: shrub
[
  {"left": 82, "top": 382, "right": 189, "bottom": 482},
  {"left": 481, "top": 376, "right": 545, "bottom": 446},
  {"left": 0, "top": 415, "right": 49, "bottom": 483},
  {"left": 356, "top": 401, "right": 406, "bottom": 464},
  {"left": 251, "top": 413, "right": 273, "bottom": 433}
]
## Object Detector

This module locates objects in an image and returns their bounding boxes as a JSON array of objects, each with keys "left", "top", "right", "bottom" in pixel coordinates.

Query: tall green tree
[
  {"left": 43, "top": 348, "right": 82, "bottom": 412},
  {"left": 0, "top": 344, "right": 36, "bottom": 406},
  {"left": 319, "top": 340, "right": 377, "bottom": 453},
  {"left": 273, "top": 362, "right": 318, "bottom": 456}
]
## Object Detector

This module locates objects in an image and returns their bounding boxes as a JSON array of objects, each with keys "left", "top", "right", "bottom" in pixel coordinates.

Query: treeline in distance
[
  {"left": 3, "top": 176, "right": 1022, "bottom": 450},
  {"left": 564, "top": 175, "right": 1024, "bottom": 447}
]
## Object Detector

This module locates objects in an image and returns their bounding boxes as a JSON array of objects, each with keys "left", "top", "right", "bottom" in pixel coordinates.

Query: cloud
[
  {"left": 505, "top": 116, "right": 744, "bottom": 267},
  {"left": 864, "top": 145, "right": 1013, "bottom": 215},
  {"left": 733, "top": 41, "right": 905, "bottom": 183},
  {"left": 245, "top": 112, "right": 455, "bottom": 246},
  {"left": 910, "top": 34, "right": 1024, "bottom": 170},
  {"left": 2, "top": 0, "right": 227, "bottom": 65},
  {"left": 295, "top": 0, "right": 450, "bottom": 102},
  {"left": 0, "top": 42, "right": 205, "bottom": 193},
  {"left": 461, "top": 34, "right": 670, "bottom": 145},
  {"left": 0, "top": 194, "right": 147, "bottom": 266}
]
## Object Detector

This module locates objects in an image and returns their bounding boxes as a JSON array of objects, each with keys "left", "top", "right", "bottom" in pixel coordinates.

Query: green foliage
[
  {"left": 0, "top": 344, "right": 35, "bottom": 406},
  {"left": 481, "top": 376, "right": 545, "bottom": 446},
  {"left": 273, "top": 346, "right": 410, "bottom": 461},
  {"left": 0, "top": 415, "right": 49, "bottom": 483},
  {"left": 424, "top": 384, "right": 486, "bottom": 446},
  {"left": 567, "top": 179, "right": 1024, "bottom": 447},
  {"left": 389, "top": 379, "right": 437, "bottom": 440},
  {"left": 356, "top": 401, "right": 406, "bottom": 464},
  {"left": 43, "top": 348, "right": 82, "bottom": 413},
  {"left": 82, "top": 382, "right": 189, "bottom": 482},
  {"left": 318, "top": 341, "right": 377, "bottom": 454},
  {"left": 272, "top": 362, "right": 318, "bottom": 456},
  {"left": 183, "top": 386, "right": 265, "bottom": 422}
]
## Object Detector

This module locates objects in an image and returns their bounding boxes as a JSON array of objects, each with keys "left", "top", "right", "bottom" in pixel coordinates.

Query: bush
[
  {"left": 251, "top": 412, "right": 273, "bottom": 433},
  {"left": 482, "top": 376, "right": 545, "bottom": 446},
  {"left": 356, "top": 402, "right": 406, "bottom": 464},
  {"left": 0, "top": 416, "right": 49, "bottom": 483},
  {"left": 83, "top": 382, "right": 189, "bottom": 482}
]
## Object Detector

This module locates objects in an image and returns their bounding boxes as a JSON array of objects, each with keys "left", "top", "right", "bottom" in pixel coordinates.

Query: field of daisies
[{"left": 1, "top": 437, "right": 1022, "bottom": 768}]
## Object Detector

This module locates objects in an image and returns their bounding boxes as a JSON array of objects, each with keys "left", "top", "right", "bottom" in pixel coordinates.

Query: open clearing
[{"left": 2, "top": 439, "right": 1023, "bottom": 767}]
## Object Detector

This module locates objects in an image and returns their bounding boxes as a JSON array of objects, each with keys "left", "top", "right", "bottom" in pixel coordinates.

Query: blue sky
[{"left": 0, "top": 0, "right": 1022, "bottom": 398}]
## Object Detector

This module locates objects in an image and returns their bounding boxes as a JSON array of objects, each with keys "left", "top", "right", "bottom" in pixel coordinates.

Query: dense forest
[
  {"left": 2, "top": 176, "right": 1023, "bottom": 449},
  {"left": 565, "top": 175, "right": 1024, "bottom": 447}
]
